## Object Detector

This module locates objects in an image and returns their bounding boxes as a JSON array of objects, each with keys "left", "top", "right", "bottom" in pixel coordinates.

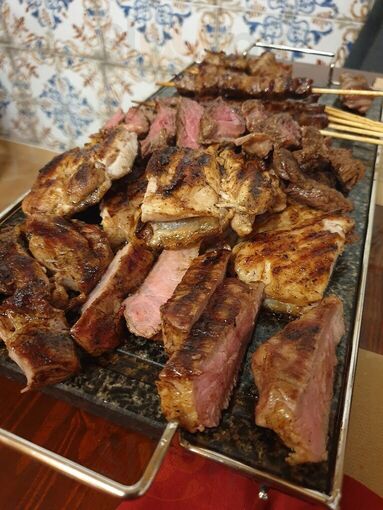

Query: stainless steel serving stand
[{"left": 0, "top": 46, "right": 380, "bottom": 507}]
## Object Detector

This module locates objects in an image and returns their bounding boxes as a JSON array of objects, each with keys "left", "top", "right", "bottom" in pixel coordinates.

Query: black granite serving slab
[{"left": 0, "top": 86, "right": 381, "bottom": 501}]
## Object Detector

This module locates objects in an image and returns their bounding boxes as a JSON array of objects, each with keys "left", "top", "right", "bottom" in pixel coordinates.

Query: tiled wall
[{"left": 0, "top": 1, "right": 374, "bottom": 152}]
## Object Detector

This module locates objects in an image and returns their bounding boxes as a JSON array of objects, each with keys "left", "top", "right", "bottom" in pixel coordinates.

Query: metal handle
[
  {"left": 245, "top": 41, "right": 336, "bottom": 86},
  {"left": 0, "top": 421, "right": 178, "bottom": 498}
]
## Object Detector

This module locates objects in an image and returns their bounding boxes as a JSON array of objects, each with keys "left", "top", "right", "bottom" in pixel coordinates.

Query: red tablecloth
[{"left": 118, "top": 443, "right": 383, "bottom": 510}]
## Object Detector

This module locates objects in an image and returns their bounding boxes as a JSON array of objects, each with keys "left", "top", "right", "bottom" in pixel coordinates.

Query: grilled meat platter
[{"left": 0, "top": 50, "right": 380, "bottom": 505}]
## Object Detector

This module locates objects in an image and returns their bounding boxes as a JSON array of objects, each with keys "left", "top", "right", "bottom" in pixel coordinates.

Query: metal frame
[{"left": 0, "top": 49, "right": 380, "bottom": 507}]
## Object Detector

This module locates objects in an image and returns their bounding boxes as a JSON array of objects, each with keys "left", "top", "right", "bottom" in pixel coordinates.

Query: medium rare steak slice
[
  {"left": 157, "top": 279, "right": 264, "bottom": 432},
  {"left": 252, "top": 296, "right": 344, "bottom": 464},
  {"left": 71, "top": 243, "right": 154, "bottom": 355},
  {"left": 140, "top": 102, "right": 176, "bottom": 157},
  {"left": 176, "top": 97, "right": 204, "bottom": 149},
  {"left": 200, "top": 98, "right": 246, "bottom": 143},
  {"left": 0, "top": 289, "right": 79, "bottom": 392},
  {"left": 161, "top": 248, "right": 231, "bottom": 354},
  {"left": 123, "top": 246, "right": 199, "bottom": 339}
]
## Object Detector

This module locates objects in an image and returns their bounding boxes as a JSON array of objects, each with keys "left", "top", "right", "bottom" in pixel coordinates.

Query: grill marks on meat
[
  {"left": 25, "top": 217, "right": 113, "bottom": 308},
  {"left": 142, "top": 147, "right": 223, "bottom": 223},
  {"left": 0, "top": 289, "right": 79, "bottom": 392},
  {"left": 174, "top": 64, "right": 313, "bottom": 99},
  {"left": 202, "top": 50, "right": 292, "bottom": 78},
  {"left": 161, "top": 248, "right": 230, "bottom": 354},
  {"left": 176, "top": 97, "right": 204, "bottom": 149},
  {"left": 123, "top": 246, "right": 199, "bottom": 339},
  {"left": 71, "top": 243, "right": 154, "bottom": 355},
  {"left": 218, "top": 149, "right": 280, "bottom": 236},
  {"left": 100, "top": 174, "right": 147, "bottom": 249},
  {"left": 157, "top": 279, "right": 264, "bottom": 432},
  {"left": 252, "top": 296, "right": 344, "bottom": 464},
  {"left": 141, "top": 102, "right": 177, "bottom": 157},
  {"left": 241, "top": 99, "right": 328, "bottom": 130},
  {"left": 233, "top": 215, "right": 354, "bottom": 313},
  {"left": 273, "top": 147, "right": 354, "bottom": 212},
  {"left": 22, "top": 125, "right": 138, "bottom": 217},
  {"left": 0, "top": 226, "right": 51, "bottom": 299},
  {"left": 0, "top": 226, "right": 79, "bottom": 390},
  {"left": 200, "top": 98, "right": 246, "bottom": 143},
  {"left": 339, "top": 72, "right": 374, "bottom": 114}
]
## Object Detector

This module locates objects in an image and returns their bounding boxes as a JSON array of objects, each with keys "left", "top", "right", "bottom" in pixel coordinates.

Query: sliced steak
[
  {"left": 140, "top": 103, "right": 176, "bottom": 157},
  {"left": 200, "top": 98, "right": 246, "bottom": 143},
  {"left": 252, "top": 296, "right": 344, "bottom": 464},
  {"left": 176, "top": 97, "right": 204, "bottom": 149},
  {"left": 252, "top": 113, "right": 301, "bottom": 149},
  {"left": 71, "top": 243, "right": 154, "bottom": 355},
  {"left": 161, "top": 248, "right": 231, "bottom": 354},
  {"left": 124, "top": 106, "right": 151, "bottom": 136},
  {"left": 103, "top": 108, "right": 125, "bottom": 129},
  {"left": 157, "top": 278, "right": 264, "bottom": 432},
  {"left": 123, "top": 246, "right": 199, "bottom": 339}
]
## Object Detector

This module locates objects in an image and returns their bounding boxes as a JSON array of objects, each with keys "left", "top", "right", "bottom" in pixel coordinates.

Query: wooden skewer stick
[
  {"left": 325, "top": 106, "right": 383, "bottom": 126},
  {"left": 327, "top": 115, "right": 383, "bottom": 133},
  {"left": 132, "top": 99, "right": 156, "bottom": 108},
  {"left": 156, "top": 81, "right": 176, "bottom": 88},
  {"left": 320, "top": 129, "right": 383, "bottom": 145},
  {"left": 326, "top": 111, "right": 383, "bottom": 131},
  {"left": 313, "top": 87, "right": 383, "bottom": 96},
  {"left": 327, "top": 122, "right": 383, "bottom": 138}
]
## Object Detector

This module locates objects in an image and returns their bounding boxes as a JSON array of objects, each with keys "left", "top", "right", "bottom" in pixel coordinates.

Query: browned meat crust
[
  {"left": 25, "top": 216, "right": 113, "bottom": 308},
  {"left": 161, "top": 248, "right": 231, "bottom": 354},
  {"left": 71, "top": 243, "right": 154, "bottom": 355},
  {"left": 0, "top": 287, "right": 79, "bottom": 392},
  {"left": 252, "top": 296, "right": 344, "bottom": 464},
  {"left": 157, "top": 279, "right": 264, "bottom": 432}
]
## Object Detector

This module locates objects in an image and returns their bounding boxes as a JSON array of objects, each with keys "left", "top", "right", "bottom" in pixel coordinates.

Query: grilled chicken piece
[
  {"left": 252, "top": 296, "right": 344, "bottom": 464},
  {"left": 161, "top": 248, "right": 231, "bottom": 354},
  {"left": 0, "top": 288, "right": 79, "bottom": 392},
  {"left": 22, "top": 125, "right": 138, "bottom": 217},
  {"left": 233, "top": 216, "right": 354, "bottom": 314},
  {"left": 100, "top": 174, "right": 147, "bottom": 249},
  {"left": 141, "top": 147, "right": 222, "bottom": 223},
  {"left": 157, "top": 279, "right": 264, "bottom": 432},
  {"left": 123, "top": 246, "right": 199, "bottom": 339},
  {"left": 254, "top": 203, "right": 332, "bottom": 234},
  {"left": 136, "top": 216, "right": 226, "bottom": 250},
  {"left": 71, "top": 243, "right": 154, "bottom": 355},
  {"left": 218, "top": 149, "right": 279, "bottom": 236},
  {"left": 0, "top": 226, "right": 50, "bottom": 298},
  {"left": 25, "top": 217, "right": 113, "bottom": 308}
]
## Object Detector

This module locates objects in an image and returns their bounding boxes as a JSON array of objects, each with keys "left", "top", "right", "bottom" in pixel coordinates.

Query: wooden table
[{"left": 0, "top": 130, "right": 382, "bottom": 508}]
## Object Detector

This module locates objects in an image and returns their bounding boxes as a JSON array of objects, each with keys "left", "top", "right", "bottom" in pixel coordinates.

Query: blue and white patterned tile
[
  {"left": 217, "top": 8, "right": 286, "bottom": 55},
  {"left": 2, "top": 0, "right": 52, "bottom": 52},
  {"left": 52, "top": 1, "right": 103, "bottom": 57},
  {"left": 237, "top": 0, "right": 372, "bottom": 21},
  {"left": 104, "top": 64, "right": 157, "bottom": 114},
  {"left": 102, "top": 1, "right": 219, "bottom": 77},
  {"left": 281, "top": 15, "right": 363, "bottom": 65}
]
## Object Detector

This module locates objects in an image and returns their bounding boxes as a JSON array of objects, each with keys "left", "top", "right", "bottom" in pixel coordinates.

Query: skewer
[
  {"left": 327, "top": 115, "right": 383, "bottom": 133},
  {"left": 157, "top": 81, "right": 176, "bottom": 88},
  {"left": 327, "top": 123, "right": 383, "bottom": 138},
  {"left": 325, "top": 106, "right": 383, "bottom": 130},
  {"left": 312, "top": 87, "right": 382, "bottom": 96},
  {"left": 320, "top": 129, "right": 383, "bottom": 145}
]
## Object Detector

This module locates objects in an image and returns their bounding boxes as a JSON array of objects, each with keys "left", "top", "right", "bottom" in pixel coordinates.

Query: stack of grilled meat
[{"left": 0, "top": 50, "right": 370, "bottom": 465}]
